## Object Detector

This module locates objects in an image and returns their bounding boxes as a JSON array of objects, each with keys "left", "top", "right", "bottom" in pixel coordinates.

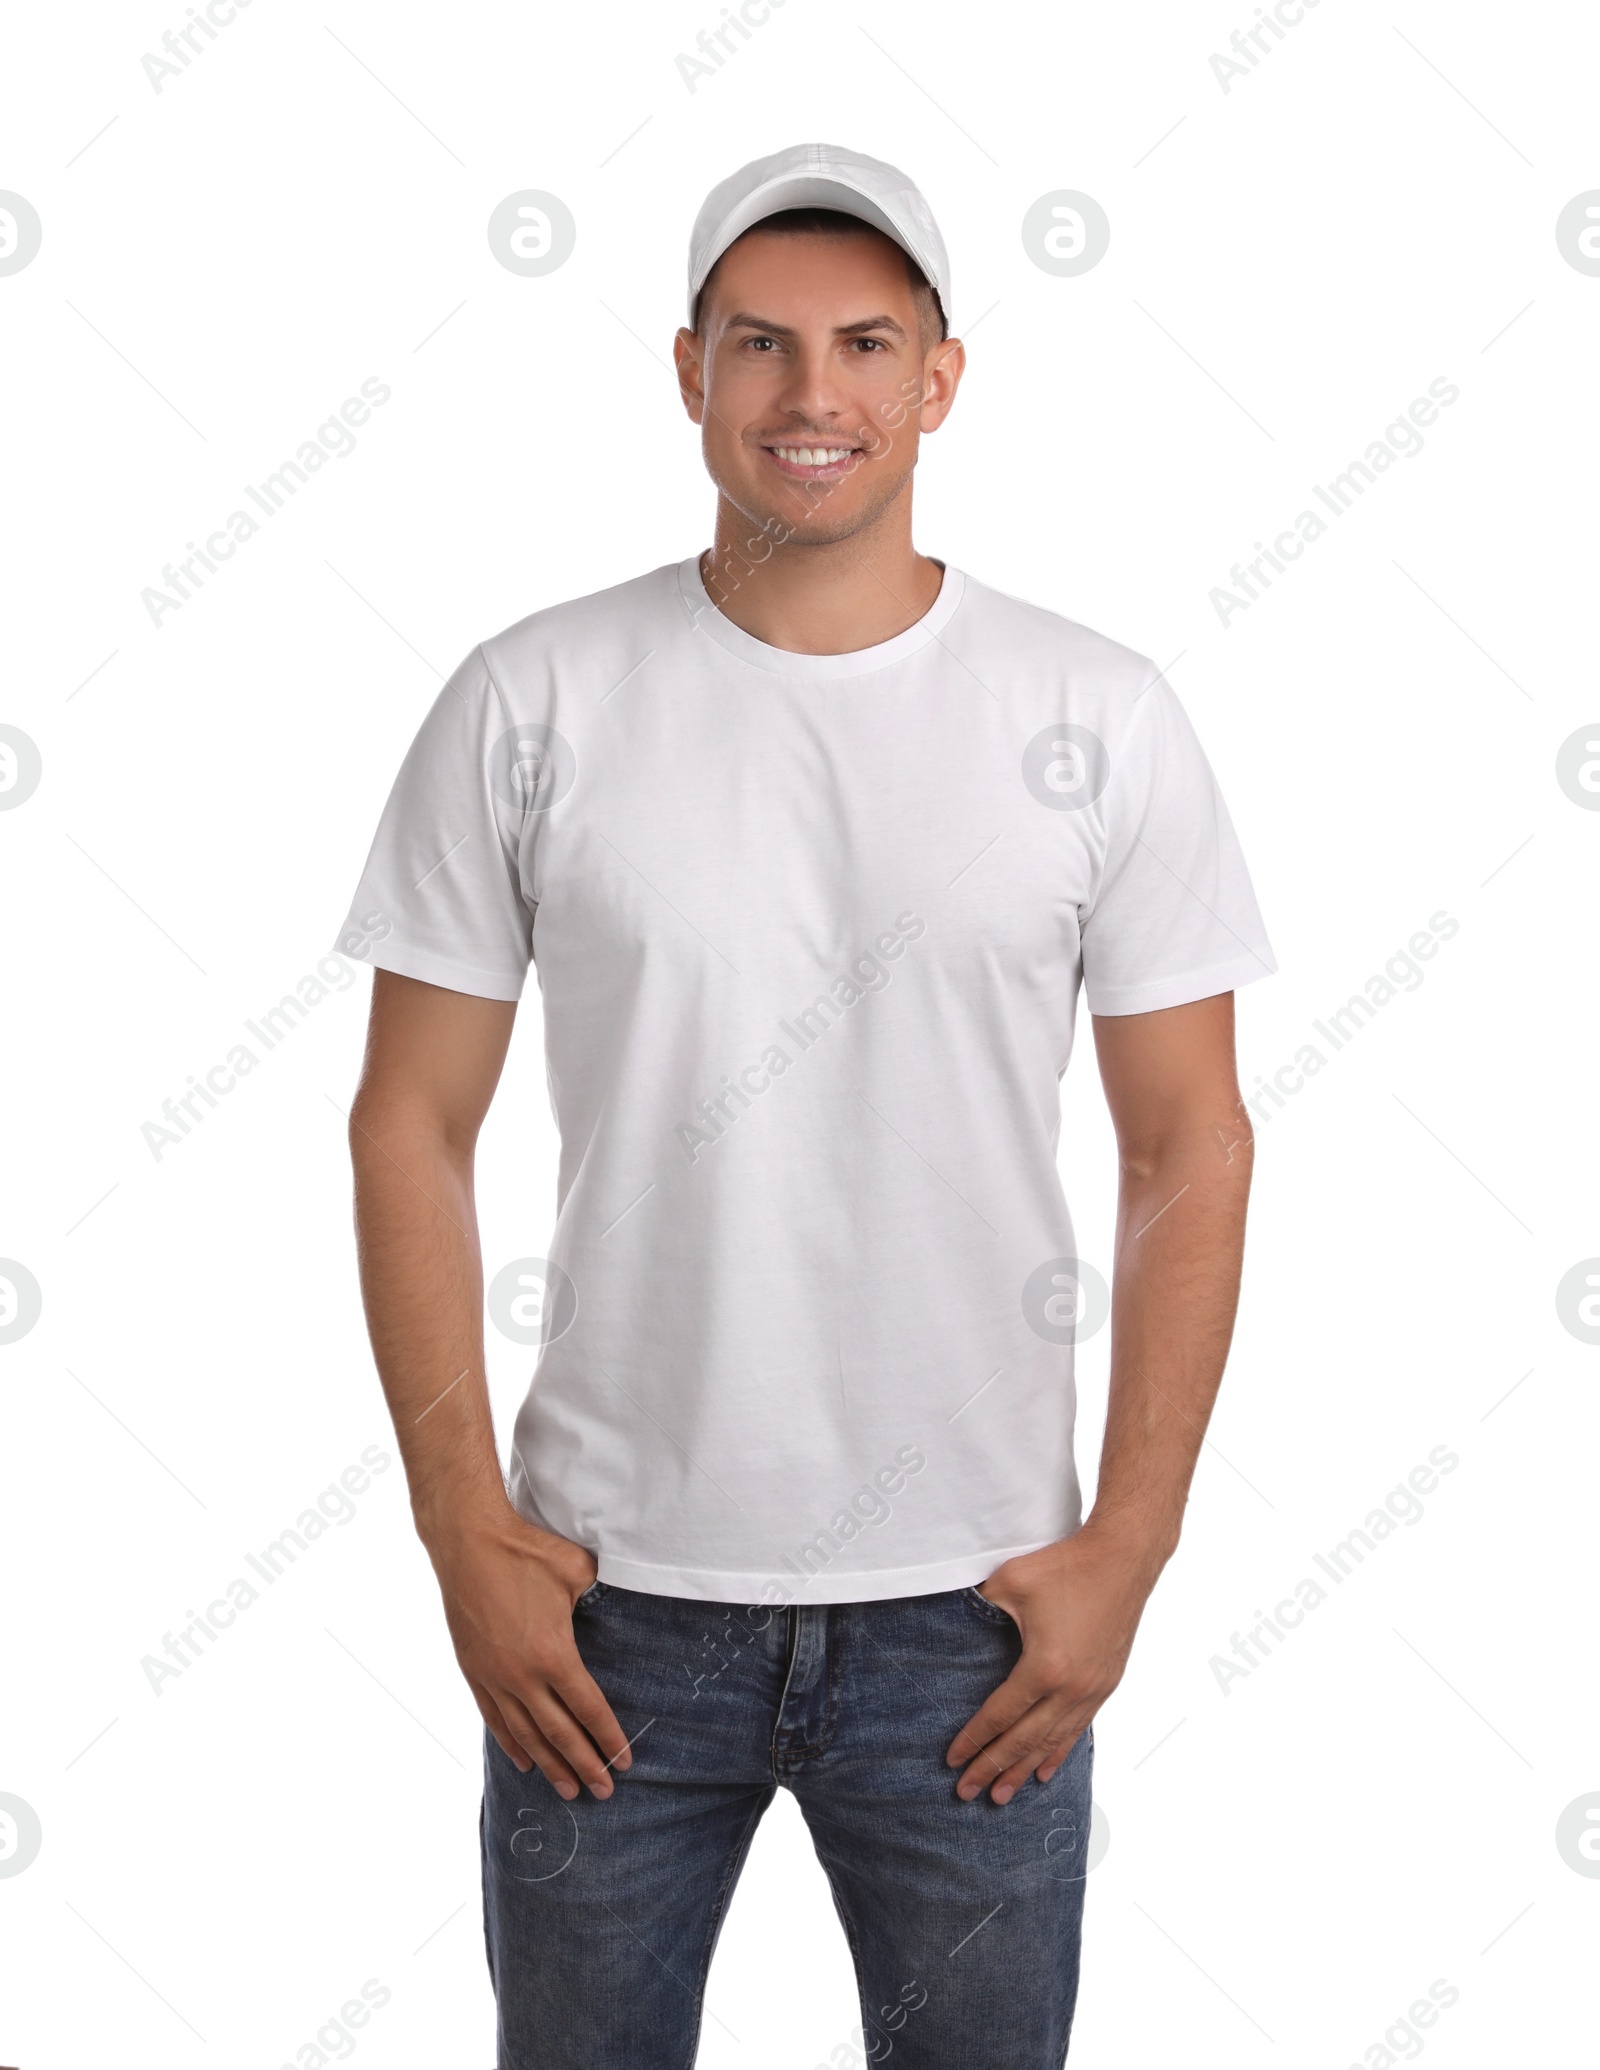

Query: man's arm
[
  {"left": 947, "top": 990, "right": 1254, "bottom": 1802},
  {"left": 348, "top": 968, "right": 629, "bottom": 1800}
]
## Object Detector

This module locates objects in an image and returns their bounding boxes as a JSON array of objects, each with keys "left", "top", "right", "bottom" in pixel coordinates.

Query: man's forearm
[
  {"left": 348, "top": 1105, "right": 512, "bottom": 1547},
  {"left": 342, "top": 975, "right": 621, "bottom": 1796},
  {"left": 1085, "top": 1115, "right": 1255, "bottom": 1573}
]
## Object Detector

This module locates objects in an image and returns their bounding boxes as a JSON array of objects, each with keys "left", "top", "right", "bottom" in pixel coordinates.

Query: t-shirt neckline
[{"left": 676, "top": 553, "right": 966, "bottom": 681}]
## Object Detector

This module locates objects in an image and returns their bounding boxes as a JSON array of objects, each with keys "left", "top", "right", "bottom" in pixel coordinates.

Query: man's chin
[{"left": 711, "top": 475, "right": 910, "bottom": 553}]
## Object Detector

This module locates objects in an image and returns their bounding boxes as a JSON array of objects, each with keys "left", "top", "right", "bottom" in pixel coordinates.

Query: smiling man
[{"left": 338, "top": 143, "right": 1275, "bottom": 2069}]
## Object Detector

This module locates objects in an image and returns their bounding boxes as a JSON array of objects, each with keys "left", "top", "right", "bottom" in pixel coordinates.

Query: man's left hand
[{"left": 946, "top": 1521, "right": 1165, "bottom": 1803}]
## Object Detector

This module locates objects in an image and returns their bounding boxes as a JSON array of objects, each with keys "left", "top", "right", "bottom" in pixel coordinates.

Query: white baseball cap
[{"left": 687, "top": 142, "right": 951, "bottom": 332}]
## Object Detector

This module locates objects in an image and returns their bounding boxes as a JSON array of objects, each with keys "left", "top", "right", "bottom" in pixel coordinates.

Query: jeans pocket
[
  {"left": 575, "top": 1579, "right": 607, "bottom": 1611},
  {"left": 959, "top": 1584, "right": 1017, "bottom": 1629}
]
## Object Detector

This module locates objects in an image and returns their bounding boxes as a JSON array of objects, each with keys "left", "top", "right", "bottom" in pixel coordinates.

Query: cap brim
[{"left": 690, "top": 175, "right": 943, "bottom": 325}]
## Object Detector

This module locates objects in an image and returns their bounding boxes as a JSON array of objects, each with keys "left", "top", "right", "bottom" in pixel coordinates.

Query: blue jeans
[{"left": 481, "top": 1583, "right": 1094, "bottom": 2068}]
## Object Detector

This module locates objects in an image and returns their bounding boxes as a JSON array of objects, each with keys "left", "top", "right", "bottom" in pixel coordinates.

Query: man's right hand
[{"left": 424, "top": 1508, "right": 632, "bottom": 1800}]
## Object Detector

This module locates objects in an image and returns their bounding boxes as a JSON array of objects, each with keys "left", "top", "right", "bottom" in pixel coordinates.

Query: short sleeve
[
  {"left": 1080, "top": 678, "right": 1275, "bottom": 1016},
  {"left": 332, "top": 646, "right": 534, "bottom": 1001}
]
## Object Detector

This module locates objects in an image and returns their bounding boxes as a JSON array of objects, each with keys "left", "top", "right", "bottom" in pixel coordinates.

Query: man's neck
[{"left": 700, "top": 496, "right": 943, "bottom": 656}]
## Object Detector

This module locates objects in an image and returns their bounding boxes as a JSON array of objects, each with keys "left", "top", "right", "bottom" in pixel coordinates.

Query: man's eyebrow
[
  {"left": 723, "top": 311, "right": 909, "bottom": 340},
  {"left": 836, "top": 314, "right": 907, "bottom": 339}
]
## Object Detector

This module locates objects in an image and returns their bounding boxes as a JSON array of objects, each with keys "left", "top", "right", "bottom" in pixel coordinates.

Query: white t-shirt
[{"left": 336, "top": 557, "right": 1275, "bottom": 1604}]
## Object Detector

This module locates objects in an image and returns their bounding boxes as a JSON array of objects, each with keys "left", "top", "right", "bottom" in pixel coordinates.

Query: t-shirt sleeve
[
  {"left": 1079, "top": 676, "right": 1276, "bottom": 1016},
  {"left": 332, "top": 645, "right": 534, "bottom": 1001}
]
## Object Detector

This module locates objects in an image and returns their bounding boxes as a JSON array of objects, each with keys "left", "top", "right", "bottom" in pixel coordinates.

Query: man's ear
[
  {"left": 673, "top": 327, "right": 707, "bottom": 425},
  {"left": 918, "top": 336, "right": 966, "bottom": 436}
]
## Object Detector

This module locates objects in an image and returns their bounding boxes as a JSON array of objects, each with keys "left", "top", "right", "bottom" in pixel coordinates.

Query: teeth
[{"left": 772, "top": 445, "right": 855, "bottom": 466}]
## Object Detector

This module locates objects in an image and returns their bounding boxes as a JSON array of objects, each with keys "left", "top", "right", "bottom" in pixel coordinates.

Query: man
[{"left": 337, "top": 143, "right": 1274, "bottom": 2068}]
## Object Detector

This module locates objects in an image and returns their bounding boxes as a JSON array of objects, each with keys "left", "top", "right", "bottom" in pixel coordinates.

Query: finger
[
  {"left": 493, "top": 1685, "right": 585, "bottom": 1800},
  {"left": 467, "top": 1678, "right": 532, "bottom": 1773},
  {"left": 977, "top": 1708, "right": 1087, "bottom": 1802},
  {"left": 523, "top": 1688, "right": 618, "bottom": 1798},
  {"left": 957, "top": 1695, "right": 1088, "bottom": 1802},
  {"left": 945, "top": 1668, "right": 1042, "bottom": 1768},
  {"left": 989, "top": 1715, "right": 1090, "bottom": 1801},
  {"left": 955, "top": 1699, "right": 1055, "bottom": 1800},
  {"left": 1034, "top": 1725, "right": 1086, "bottom": 1786},
  {"left": 983, "top": 1705, "right": 1094, "bottom": 1802},
  {"left": 554, "top": 1663, "right": 633, "bottom": 1773}
]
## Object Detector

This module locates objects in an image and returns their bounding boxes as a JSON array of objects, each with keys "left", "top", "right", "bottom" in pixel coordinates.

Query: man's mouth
[{"left": 760, "top": 442, "right": 864, "bottom": 480}]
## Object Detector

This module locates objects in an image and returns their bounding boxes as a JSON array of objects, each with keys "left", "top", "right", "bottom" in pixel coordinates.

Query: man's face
[{"left": 675, "top": 228, "right": 962, "bottom": 549}]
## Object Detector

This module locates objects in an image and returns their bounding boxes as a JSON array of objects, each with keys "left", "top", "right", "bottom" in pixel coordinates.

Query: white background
[{"left": 3, "top": 0, "right": 1597, "bottom": 2063}]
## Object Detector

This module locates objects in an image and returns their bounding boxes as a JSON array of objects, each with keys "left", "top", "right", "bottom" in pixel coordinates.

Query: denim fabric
[{"left": 482, "top": 1583, "right": 1094, "bottom": 2068}]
